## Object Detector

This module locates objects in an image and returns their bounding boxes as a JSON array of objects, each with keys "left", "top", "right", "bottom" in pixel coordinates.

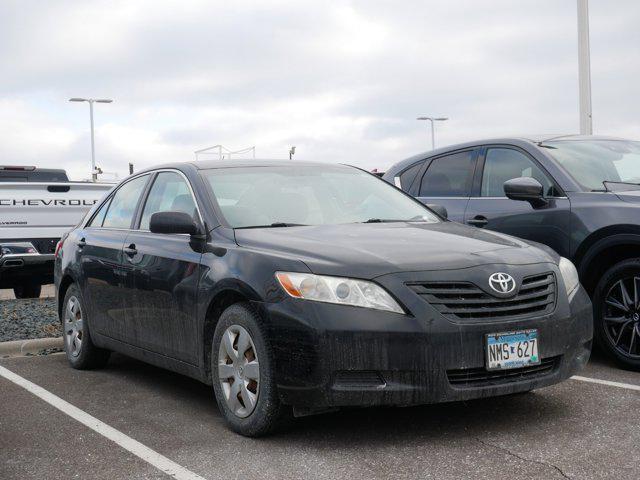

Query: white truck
[{"left": 0, "top": 166, "right": 113, "bottom": 297}]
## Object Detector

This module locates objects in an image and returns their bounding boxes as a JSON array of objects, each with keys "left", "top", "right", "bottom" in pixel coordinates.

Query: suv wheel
[
  {"left": 211, "top": 303, "right": 290, "bottom": 437},
  {"left": 593, "top": 258, "right": 640, "bottom": 370},
  {"left": 14, "top": 282, "right": 42, "bottom": 299},
  {"left": 61, "top": 284, "right": 110, "bottom": 369}
]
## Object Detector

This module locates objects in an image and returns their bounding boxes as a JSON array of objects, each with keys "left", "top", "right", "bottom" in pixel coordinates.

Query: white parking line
[
  {"left": 0, "top": 365, "right": 207, "bottom": 480},
  {"left": 571, "top": 375, "right": 640, "bottom": 392}
]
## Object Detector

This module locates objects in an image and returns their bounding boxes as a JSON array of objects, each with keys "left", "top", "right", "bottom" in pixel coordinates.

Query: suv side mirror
[
  {"left": 504, "top": 177, "right": 548, "bottom": 208},
  {"left": 426, "top": 204, "right": 448, "bottom": 219},
  {"left": 150, "top": 211, "right": 199, "bottom": 235}
]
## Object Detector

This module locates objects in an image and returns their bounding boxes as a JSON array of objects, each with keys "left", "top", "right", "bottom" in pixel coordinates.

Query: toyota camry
[{"left": 54, "top": 160, "right": 593, "bottom": 436}]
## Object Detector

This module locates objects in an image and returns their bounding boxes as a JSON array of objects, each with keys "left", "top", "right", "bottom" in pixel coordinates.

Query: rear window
[{"left": 0, "top": 170, "right": 69, "bottom": 182}]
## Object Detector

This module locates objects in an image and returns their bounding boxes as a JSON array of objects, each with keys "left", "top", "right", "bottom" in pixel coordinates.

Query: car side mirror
[
  {"left": 504, "top": 177, "right": 548, "bottom": 208},
  {"left": 150, "top": 211, "right": 199, "bottom": 235},
  {"left": 426, "top": 204, "right": 448, "bottom": 219}
]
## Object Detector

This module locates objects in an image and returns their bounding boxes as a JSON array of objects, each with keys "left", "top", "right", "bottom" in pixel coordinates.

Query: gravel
[{"left": 0, "top": 298, "right": 60, "bottom": 342}]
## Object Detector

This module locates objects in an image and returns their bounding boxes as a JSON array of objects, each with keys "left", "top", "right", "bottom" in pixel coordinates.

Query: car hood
[{"left": 234, "top": 221, "right": 555, "bottom": 279}]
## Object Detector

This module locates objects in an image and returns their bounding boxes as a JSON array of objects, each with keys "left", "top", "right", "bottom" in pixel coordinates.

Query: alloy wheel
[
  {"left": 64, "top": 296, "right": 84, "bottom": 357},
  {"left": 603, "top": 276, "right": 640, "bottom": 359},
  {"left": 218, "top": 325, "right": 260, "bottom": 418}
]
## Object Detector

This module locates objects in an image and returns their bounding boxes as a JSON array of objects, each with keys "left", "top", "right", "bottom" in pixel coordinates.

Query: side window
[
  {"left": 102, "top": 175, "right": 149, "bottom": 229},
  {"left": 419, "top": 151, "right": 475, "bottom": 197},
  {"left": 87, "top": 198, "right": 112, "bottom": 227},
  {"left": 398, "top": 162, "right": 423, "bottom": 191},
  {"left": 481, "top": 148, "right": 554, "bottom": 197},
  {"left": 139, "top": 172, "right": 197, "bottom": 230}
]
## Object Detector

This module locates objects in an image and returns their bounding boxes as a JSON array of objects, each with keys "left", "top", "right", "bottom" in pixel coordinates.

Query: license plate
[{"left": 485, "top": 329, "right": 540, "bottom": 370}]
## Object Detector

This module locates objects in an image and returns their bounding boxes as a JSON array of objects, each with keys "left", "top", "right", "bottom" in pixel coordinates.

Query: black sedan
[{"left": 55, "top": 161, "right": 592, "bottom": 436}]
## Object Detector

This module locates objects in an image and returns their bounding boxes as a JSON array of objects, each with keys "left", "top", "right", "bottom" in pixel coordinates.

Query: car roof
[
  {"left": 190, "top": 159, "right": 338, "bottom": 170},
  {"left": 134, "top": 159, "right": 353, "bottom": 175},
  {"left": 387, "top": 134, "right": 632, "bottom": 175}
]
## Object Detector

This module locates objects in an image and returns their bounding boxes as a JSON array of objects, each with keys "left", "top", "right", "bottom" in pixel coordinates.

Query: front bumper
[{"left": 264, "top": 268, "right": 593, "bottom": 410}]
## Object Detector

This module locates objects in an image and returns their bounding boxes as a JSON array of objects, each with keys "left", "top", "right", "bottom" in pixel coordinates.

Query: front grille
[
  {"left": 333, "top": 371, "right": 386, "bottom": 390},
  {"left": 447, "top": 356, "right": 560, "bottom": 387},
  {"left": 407, "top": 272, "right": 556, "bottom": 321}
]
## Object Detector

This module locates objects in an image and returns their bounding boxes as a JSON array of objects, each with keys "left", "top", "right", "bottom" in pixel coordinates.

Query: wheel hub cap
[
  {"left": 64, "top": 296, "right": 83, "bottom": 357},
  {"left": 218, "top": 325, "right": 260, "bottom": 418},
  {"left": 603, "top": 276, "right": 640, "bottom": 359}
]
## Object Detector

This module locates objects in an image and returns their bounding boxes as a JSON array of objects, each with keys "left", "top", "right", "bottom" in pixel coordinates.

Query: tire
[
  {"left": 61, "top": 283, "right": 110, "bottom": 370},
  {"left": 211, "top": 302, "right": 290, "bottom": 437},
  {"left": 593, "top": 258, "right": 640, "bottom": 371},
  {"left": 14, "top": 282, "right": 42, "bottom": 299}
]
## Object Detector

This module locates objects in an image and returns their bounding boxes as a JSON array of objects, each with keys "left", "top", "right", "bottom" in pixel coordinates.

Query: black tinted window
[
  {"left": 399, "top": 162, "right": 423, "bottom": 191},
  {"left": 481, "top": 148, "right": 554, "bottom": 197},
  {"left": 419, "top": 151, "right": 475, "bottom": 197},
  {"left": 0, "top": 176, "right": 27, "bottom": 182},
  {"left": 102, "top": 175, "right": 149, "bottom": 229},
  {"left": 139, "top": 172, "right": 197, "bottom": 230}
]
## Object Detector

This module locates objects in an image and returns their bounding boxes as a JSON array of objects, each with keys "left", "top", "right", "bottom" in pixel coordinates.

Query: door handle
[
  {"left": 123, "top": 244, "right": 138, "bottom": 257},
  {"left": 77, "top": 238, "right": 86, "bottom": 248},
  {"left": 467, "top": 216, "right": 488, "bottom": 227}
]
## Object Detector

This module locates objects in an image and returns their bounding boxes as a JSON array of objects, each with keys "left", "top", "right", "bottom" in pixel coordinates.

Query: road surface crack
[{"left": 475, "top": 437, "right": 571, "bottom": 479}]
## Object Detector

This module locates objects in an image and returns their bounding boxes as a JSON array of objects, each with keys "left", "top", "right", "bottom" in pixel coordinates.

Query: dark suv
[{"left": 384, "top": 135, "right": 640, "bottom": 369}]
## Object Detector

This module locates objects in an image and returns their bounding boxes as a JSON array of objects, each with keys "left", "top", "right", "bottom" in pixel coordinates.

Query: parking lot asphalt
[{"left": 1, "top": 351, "right": 639, "bottom": 480}]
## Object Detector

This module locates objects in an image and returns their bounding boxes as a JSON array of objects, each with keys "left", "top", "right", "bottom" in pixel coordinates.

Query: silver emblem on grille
[{"left": 489, "top": 272, "right": 516, "bottom": 294}]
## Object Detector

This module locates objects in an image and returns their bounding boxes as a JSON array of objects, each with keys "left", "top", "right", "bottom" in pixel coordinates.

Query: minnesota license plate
[{"left": 485, "top": 329, "right": 540, "bottom": 371}]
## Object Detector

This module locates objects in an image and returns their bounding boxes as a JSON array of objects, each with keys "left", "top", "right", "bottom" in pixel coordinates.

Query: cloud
[{"left": 0, "top": 0, "right": 638, "bottom": 179}]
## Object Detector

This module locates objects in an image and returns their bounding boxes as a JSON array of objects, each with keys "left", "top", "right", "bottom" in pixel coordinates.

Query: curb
[{"left": 0, "top": 337, "right": 63, "bottom": 358}]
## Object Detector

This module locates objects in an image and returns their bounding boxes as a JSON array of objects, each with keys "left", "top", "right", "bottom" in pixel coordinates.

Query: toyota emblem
[{"left": 489, "top": 272, "right": 516, "bottom": 294}]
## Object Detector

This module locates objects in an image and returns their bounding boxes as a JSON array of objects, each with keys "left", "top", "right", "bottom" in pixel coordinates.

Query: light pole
[
  {"left": 416, "top": 116, "right": 448, "bottom": 150},
  {"left": 577, "top": 0, "right": 593, "bottom": 135},
  {"left": 69, "top": 97, "right": 113, "bottom": 181}
]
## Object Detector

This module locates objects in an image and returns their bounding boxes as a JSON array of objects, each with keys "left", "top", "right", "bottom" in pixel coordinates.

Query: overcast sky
[{"left": 1, "top": 0, "right": 638, "bottom": 180}]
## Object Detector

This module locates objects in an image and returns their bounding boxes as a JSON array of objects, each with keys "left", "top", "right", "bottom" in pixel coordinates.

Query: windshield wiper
[
  {"left": 361, "top": 216, "right": 428, "bottom": 224},
  {"left": 235, "top": 222, "right": 308, "bottom": 229}
]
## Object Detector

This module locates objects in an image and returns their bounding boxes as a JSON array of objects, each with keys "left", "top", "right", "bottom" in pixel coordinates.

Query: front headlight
[
  {"left": 559, "top": 257, "right": 579, "bottom": 296},
  {"left": 275, "top": 271, "right": 404, "bottom": 314}
]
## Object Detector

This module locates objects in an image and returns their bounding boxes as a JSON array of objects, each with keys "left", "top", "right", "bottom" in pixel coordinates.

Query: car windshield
[
  {"left": 201, "top": 165, "right": 439, "bottom": 228},
  {"left": 542, "top": 139, "right": 640, "bottom": 191}
]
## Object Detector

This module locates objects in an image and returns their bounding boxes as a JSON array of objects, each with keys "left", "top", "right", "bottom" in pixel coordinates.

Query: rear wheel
[
  {"left": 14, "top": 282, "right": 41, "bottom": 299},
  {"left": 211, "top": 302, "right": 290, "bottom": 437},
  {"left": 593, "top": 259, "right": 640, "bottom": 371},
  {"left": 61, "top": 284, "right": 110, "bottom": 369}
]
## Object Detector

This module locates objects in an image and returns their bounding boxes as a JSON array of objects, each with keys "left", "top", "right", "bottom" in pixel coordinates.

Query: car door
[
  {"left": 120, "top": 170, "right": 203, "bottom": 364},
  {"left": 464, "top": 146, "right": 571, "bottom": 257},
  {"left": 413, "top": 149, "right": 478, "bottom": 222},
  {"left": 79, "top": 174, "right": 151, "bottom": 340}
]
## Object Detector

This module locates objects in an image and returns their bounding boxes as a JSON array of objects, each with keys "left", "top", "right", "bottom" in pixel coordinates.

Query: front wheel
[
  {"left": 14, "top": 282, "right": 42, "bottom": 299},
  {"left": 61, "top": 284, "right": 110, "bottom": 369},
  {"left": 593, "top": 258, "right": 640, "bottom": 371},
  {"left": 211, "top": 303, "right": 290, "bottom": 437}
]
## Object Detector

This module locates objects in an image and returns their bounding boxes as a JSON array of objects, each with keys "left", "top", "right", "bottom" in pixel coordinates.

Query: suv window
[
  {"left": 102, "top": 175, "right": 149, "bottom": 229},
  {"left": 481, "top": 148, "right": 554, "bottom": 197},
  {"left": 139, "top": 172, "right": 197, "bottom": 230},
  {"left": 398, "top": 162, "right": 423, "bottom": 191},
  {"left": 419, "top": 151, "right": 475, "bottom": 197}
]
